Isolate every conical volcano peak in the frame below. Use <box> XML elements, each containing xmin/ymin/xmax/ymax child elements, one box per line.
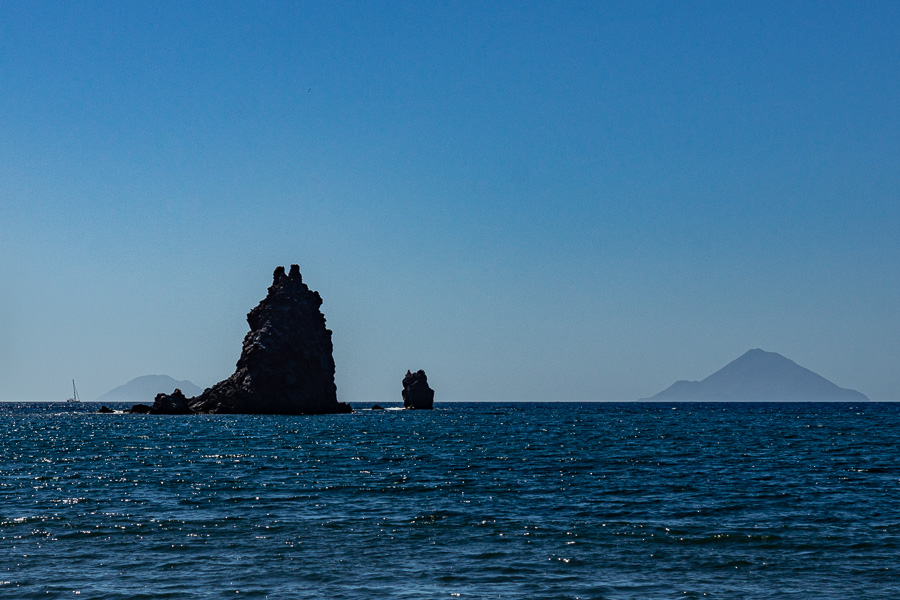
<box><xmin>643</xmin><ymin>349</ymin><xmax>868</xmax><ymax>402</ymax></box>
<box><xmin>732</xmin><ymin>349</ymin><xmax>793</xmax><ymax>365</ymax></box>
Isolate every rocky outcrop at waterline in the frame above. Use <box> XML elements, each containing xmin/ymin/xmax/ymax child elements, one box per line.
<box><xmin>98</xmin><ymin>375</ymin><xmax>202</xmax><ymax>403</ymax></box>
<box><xmin>148</xmin><ymin>388</ymin><xmax>192</xmax><ymax>414</ymax></box>
<box><xmin>402</xmin><ymin>370</ymin><xmax>434</xmax><ymax>409</ymax></box>
<box><xmin>133</xmin><ymin>265</ymin><xmax>351</xmax><ymax>415</ymax></box>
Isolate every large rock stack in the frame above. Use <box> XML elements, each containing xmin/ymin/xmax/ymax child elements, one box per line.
<box><xmin>402</xmin><ymin>369</ymin><xmax>435</xmax><ymax>409</ymax></box>
<box><xmin>145</xmin><ymin>265</ymin><xmax>351</xmax><ymax>415</ymax></box>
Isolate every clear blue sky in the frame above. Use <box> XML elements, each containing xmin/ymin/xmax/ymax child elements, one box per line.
<box><xmin>1</xmin><ymin>1</ymin><xmax>898</xmax><ymax>402</ymax></box>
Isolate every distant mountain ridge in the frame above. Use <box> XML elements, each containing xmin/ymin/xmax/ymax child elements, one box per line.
<box><xmin>97</xmin><ymin>375</ymin><xmax>203</xmax><ymax>403</ymax></box>
<box><xmin>643</xmin><ymin>349</ymin><xmax>868</xmax><ymax>402</ymax></box>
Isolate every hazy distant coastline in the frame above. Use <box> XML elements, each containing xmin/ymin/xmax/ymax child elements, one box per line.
<box><xmin>97</xmin><ymin>375</ymin><xmax>202</xmax><ymax>403</ymax></box>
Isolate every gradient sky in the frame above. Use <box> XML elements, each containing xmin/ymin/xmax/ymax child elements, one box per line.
<box><xmin>1</xmin><ymin>1</ymin><xmax>898</xmax><ymax>402</ymax></box>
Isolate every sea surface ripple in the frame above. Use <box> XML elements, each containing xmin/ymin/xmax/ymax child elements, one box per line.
<box><xmin>1</xmin><ymin>402</ymin><xmax>899</xmax><ymax>599</ymax></box>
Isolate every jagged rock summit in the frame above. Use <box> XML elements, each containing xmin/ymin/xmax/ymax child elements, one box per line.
<box><xmin>144</xmin><ymin>265</ymin><xmax>351</xmax><ymax>415</ymax></box>
<box><xmin>402</xmin><ymin>369</ymin><xmax>434</xmax><ymax>409</ymax></box>
<box><xmin>643</xmin><ymin>348</ymin><xmax>869</xmax><ymax>402</ymax></box>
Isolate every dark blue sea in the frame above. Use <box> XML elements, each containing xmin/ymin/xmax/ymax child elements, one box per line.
<box><xmin>2</xmin><ymin>402</ymin><xmax>898</xmax><ymax>599</ymax></box>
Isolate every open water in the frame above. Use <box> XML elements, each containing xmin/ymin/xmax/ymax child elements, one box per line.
<box><xmin>1</xmin><ymin>402</ymin><xmax>898</xmax><ymax>599</ymax></box>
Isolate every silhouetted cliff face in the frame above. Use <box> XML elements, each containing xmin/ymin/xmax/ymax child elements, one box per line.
<box><xmin>153</xmin><ymin>265</ymin><xmax>351</xmax><ymax>415</ymax></box>
<box><xmin>402</xmin><ymin>370</ymin><xmax>434</xmax><ymax>409</ymax></box>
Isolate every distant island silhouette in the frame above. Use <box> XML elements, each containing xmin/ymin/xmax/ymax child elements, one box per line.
<box><xmin>98</xmin><ymin>375</ymin><xmax>202</xmax><ymax>403</ymax></box>
<box><xmin>642</xmin><ymin>349</ymin><xmax>869</xmax><ymax>402</ymax></box>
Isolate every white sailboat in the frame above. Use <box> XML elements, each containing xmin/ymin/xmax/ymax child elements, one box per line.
<box><xmin>66</xmin><ymin>380</ymin><xmax>81</xmax><ymax>403</ymax></box>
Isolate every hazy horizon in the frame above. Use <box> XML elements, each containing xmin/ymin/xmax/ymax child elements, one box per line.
<box><xmin>2</xmin><ymin>2</ymin><xmax>898</xmax><ymax>402</ymax></box>
<box><xmin>3</xmin><ymin>346</ymin><xmax>883</xmax><ymax>404</ymax></box>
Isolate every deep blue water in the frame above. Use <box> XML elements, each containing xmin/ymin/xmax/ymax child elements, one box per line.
<box><xmin>1</xmin><ymin>402</ymin><xmax>899</xmax><ymax>599</ymax></box>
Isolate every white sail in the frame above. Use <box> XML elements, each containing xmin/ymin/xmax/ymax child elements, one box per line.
<box><xmin>66</xmin><ymin>380</ymin><xmax>81</xmax><ymax>403</ymax></box>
